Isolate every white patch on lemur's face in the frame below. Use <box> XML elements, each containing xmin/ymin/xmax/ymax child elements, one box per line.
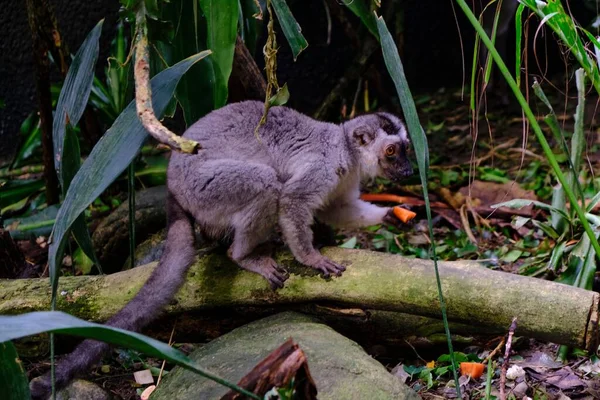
<box><xmin>349</xmin><ymin>112</ymin><xmax>412</xmax><ymax>182</ymax></box>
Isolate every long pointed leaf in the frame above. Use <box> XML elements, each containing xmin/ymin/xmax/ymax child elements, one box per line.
<box><xmin>48</xmin><ymin>51</ymin><xmax>211</xmax><ymax>302</ymax></box>
<box><xmin>53</xmin><ymin>20</ymin><xmax>103</xmax><ymax>180</ymax></box>
<box><xmin>0</xmin><ymin>312</ymin><xmax>259</xmax><ymax>399</ymax></box>
<box><xmin>199</xmin><ymin>0</ymin><xmax>239</xmax><ymax>108</ymax></box>
<box><xmin>375</xmin><ymin>13</ymin><xmax>461</xmax><ymax>397</ymax></box>
<box><xmin>53</xmin><ymin>21</ymin><xmax>104</xmax><ymax>272</ymax></box>
<box><xmin>271</xmin><ymin>0</ymin><xmax>308</xmax><ymax>60</ymax></box>
<box><xmin>0</xmin><ymin>341</ymin><xmax>30</xmax><ymax>400</ymax></box>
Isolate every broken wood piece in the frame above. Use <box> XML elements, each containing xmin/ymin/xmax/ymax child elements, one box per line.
<box><xmin>221</xmin><ymin>338</ymin><xmax>317</xmax><ymax>399</ymax></box>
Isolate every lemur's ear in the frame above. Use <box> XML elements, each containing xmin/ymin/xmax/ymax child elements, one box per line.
<box><xmin>353</xmin><ymin>126</ymin><xmax>376</xmax><ymax>146</ymax></box>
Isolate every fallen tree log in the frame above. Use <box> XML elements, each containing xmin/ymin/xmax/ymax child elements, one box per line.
<box><xmin>0</xmin><ymin>248</ymin><xmax>597</xmax><ymax>350</ymax></box>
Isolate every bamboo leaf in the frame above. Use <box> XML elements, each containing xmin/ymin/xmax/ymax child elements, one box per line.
<box><xmin>48</xmin><ymin>51</ymin><xmax>211</xmax><ymax>302</ymax></box>
<box><xmin>53</xmin><ymin>20</ymin><xmax>103</xmax><ymax>183</ymax></box>
<box><xmin>271</xmin><ymin>0</ymin><xmax>308</xmax><ymax>60</ymax></box>
<box><xmin>53</xmin><ymin>21</ymin><xmax>104</xmax><ymax>271</ymax></box>
<box><xmin>0</xmin><ymin>341</ymin><xmax>30</xmax><ymax>400</ymax></box>
<box><xmin>0</xmin><ymin>312</ymin><xmax>260</xmax><ymax>399</ymax></box>
<box><xmin>199</xmin><ymin>0</ymin><xmax>239</xmax><ymax>108</ymax></box>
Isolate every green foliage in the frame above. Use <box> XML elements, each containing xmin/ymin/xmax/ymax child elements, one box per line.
<box><xmin>455</xmin><ymin>0</ymin><xmax>600</xmax><ymax>280</ymax></box>
<box><xmin>47</xmin><ymin>52</ymin><xmax>210</xmax><ymax>303</ymax></box>
<box><xmin>199</xmin><ymin>0</ymin><xmax>239</xmax><ymax>107</ymax></box>
<box><xmin>0</xmin><ymin>312</ymin><xmax>260</xmax><ymax>399</ymax></box>
<box><xmin>53</xmin><ymin>20</ymin><xmax>104</xmax><ymax>274</ymax></box>
<box><xmin>0</xmin><ymin>342</ymin><xmax>31</xmax><ymax>400</ymax></box>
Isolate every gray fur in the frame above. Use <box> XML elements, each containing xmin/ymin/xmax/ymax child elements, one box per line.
<box><xmin>30</xmin><ymin>101</ymin><xmax>412</xmax><ymax>399</ymax></box>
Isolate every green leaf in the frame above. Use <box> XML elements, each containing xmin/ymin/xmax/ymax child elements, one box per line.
<box><xmin>199</xmin><ymin>0</ymin><xmax>239</xmax><ymax>108</ymax></box>
<box><xmin>515</xmin><ymin>3</ymin><xmax>525</xmax><ymax>88</ymax></box>
<box><xmin>0</xmin><ymin>180</ymin><xmax>44</xmax><ymax>210</ymax></box>
<box><xmin>271</xmin><ymin>0</ymin><xmax>308</xmax><ymax>61</ymax></box>
<box><xmin>0</xmin><ymin>312</ymin><xmax>260</xmax><ymax>399</ymax></box>
<box><xmin>239</xmin><ymin>0</ymin><xmax>263</xmax><ymax>54</ymax></box>
<box><xmin>53</xmin><ymin>21</ymin><xmax>104</xmax><ymax>275</ymax></box>
<box><xmin>4</xmin><ymin>204</ymin><xmax>58</xmax><ymax>240</ymax></box>
<box><xmin>268</xmin><ymin>83</ymin><xmax>290</xmax><ymax>106</ymax></box>
<box><xmin>343</xmin><ymin>0</ymin><xmax>379</xmax><ymax>39</ymax></box>
<box><xmin>547</xmin><ymin>241</ymin><xmax>566</xmax><ymax>272</ymax></box>
<box><xmin>587</xmin><ymin>191</ymin><xmax>600</xmax><ymax>213</ymax></box>
<box><xmin>47</xmin><ymin>51</ymin><xmax>211</xmax><ymax>302</ymax></box>
<box><xmin>160</xmin><ymin>0</ymin><xmax>215</xmax><ymax>125</ymax></box>
<box><xmin>376</xmin><ymin>13</ymin><xmax>461</xmax><ymax>398</ymax></box>
<box><xmin>491</xmin><ymin>199</ymin><xmax>569</xmax><ymax>220</ymax></box>
<box><xmin>501</xmin><ymin>249</ymin><xmax>523</xmax><ymax>263</ymax></box>
<box><xmin>11</xmin><ymin>113</ymin><xmax>41</xmax><ymax>169</ymax></box>
<box><xmin>53</xmin><ymin>20</ymin><xmax>103</xmax><ymax>184</ymax></box>
<box><xmin>339</xmin><ymin>236</ymin><xmax>357</xmax><ymax>249</ymax></box>
<box><xmin>531</xmin><ymin>220</ymin><xmax>559</xmax><ymax>240</ymax></box>
<box><xmin>0</xmin><ymin>342</ymin><xmax>30</xmax><ymax>400</ymax></box>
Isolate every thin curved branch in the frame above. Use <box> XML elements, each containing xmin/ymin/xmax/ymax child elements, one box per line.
<box><xmin>134</xmin><ymin>10</ymin><xmax>201</xmax><ymax>154</ymax></box>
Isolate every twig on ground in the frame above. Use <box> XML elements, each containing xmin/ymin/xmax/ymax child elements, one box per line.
<box><xmin>499</xmin><ymin>317</ymin><xmax>518</xmax><ymax>400</ymax></box>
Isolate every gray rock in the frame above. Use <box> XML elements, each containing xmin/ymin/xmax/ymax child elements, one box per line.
<box><xmin>151</xmin><ymin>312</ymin><xmax>420</xmax><ymax>400</ymax></box>
<box><xmin>54</xmin><ymin>379</ymin><xmax>113</xmax><ymax>400</ymax></box>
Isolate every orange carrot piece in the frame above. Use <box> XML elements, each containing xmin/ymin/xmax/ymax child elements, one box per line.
<box><xmin>393</xmin><ymin>206</ymin><xmax>416</xmax><ymax>223</ymax></box>
<box><xmin>360</xmin><ymin>193</ymin><xmax>411</xmax><ymax>203</ymax></box>
<box><xmin>460</xmin><ymin>362</ymin><xmax>484</xmax><ymax>379</ymax></box>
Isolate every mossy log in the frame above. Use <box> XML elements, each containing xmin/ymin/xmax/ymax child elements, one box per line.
<box><xmin>0</xmin><ymin>248</ymin><xmax>597</xmax><ymax>350</ymax></box>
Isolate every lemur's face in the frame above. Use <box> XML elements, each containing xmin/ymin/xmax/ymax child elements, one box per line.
<box><xmin>349</xmin><ymin>112</ymin><xmax>413</xmax><ymax>182</ymax></box>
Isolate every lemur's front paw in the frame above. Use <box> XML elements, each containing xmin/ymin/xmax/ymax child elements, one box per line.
<box><xmin>309</xmin><ymin>256</ymin><xmax>346</xmax><ymax>278</ymax></box>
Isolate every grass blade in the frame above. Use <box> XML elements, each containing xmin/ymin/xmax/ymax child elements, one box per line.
<box><xmin>271</xmin><ymin>0</ymin><xmax>308</xmax><ymax>60</ymax></box>
<box><xmin>375</xmin><ymin>13</ymin><xmax>461</xmax><ymax>398</ymax></box>
<box><xmin>0</xmin><ymin>312</ymin><xmax>260</xmax><ymax>399</ymax></box>
<box><xmin>47</xmin><ymin>51</ymin><xmax>211</xmax><ymax>303</ymax></box>
<box><xmin>0</xmin><ymin>341</ymin><xmax>31</xmax><ymax>400</ymax></box>
<box><xmin>515</xmin><ymin>3</ymin><xmax>525</xmax><ymax>88</ymax></box>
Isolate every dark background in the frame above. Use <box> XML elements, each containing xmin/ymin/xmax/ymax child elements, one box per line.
<box><xmin>0</xmin><ymin>0</ymin><xmax>593</xmax><ymax>164</ymax></box>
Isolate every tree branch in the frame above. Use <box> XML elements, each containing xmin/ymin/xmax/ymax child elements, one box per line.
<box><xmin>134</xmin><ymin>10</ymin><xmax>200</xmax><ymax>154</ymax></box>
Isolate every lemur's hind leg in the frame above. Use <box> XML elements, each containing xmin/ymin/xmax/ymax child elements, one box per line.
<box><xmin>180</xmin><ymin>159</ymin><xmax>288</xmax><ymax>288</ymax></box>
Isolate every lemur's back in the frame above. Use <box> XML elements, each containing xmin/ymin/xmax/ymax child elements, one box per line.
<box><xmin>173</xmin><ymin>101</ymin><xmax>344</xmax><ymax>169</ymax></box>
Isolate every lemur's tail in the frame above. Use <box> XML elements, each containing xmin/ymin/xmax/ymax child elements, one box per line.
<box><xmin>30</xmin><ymin>194</ymin><xmax>196</xmax><ymax>399</ymax></box>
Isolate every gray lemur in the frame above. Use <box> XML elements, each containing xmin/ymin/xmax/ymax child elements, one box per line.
<box><xmin>30</xmin><ymin>100</ymin><xmax>412</xmax><ymax>398</ymax></box>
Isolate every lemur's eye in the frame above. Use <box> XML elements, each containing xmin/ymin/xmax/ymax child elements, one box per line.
<box><xmin>385</xmin><ymin>145</ymin><xmax>396</xmax><ymax>157</ymax></box>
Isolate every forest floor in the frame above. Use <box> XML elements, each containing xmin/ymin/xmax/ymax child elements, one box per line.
<box><xmin>17</xmin><ymin>85</ymin><xmax>600</xmax><ymax>399</ymax></box>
